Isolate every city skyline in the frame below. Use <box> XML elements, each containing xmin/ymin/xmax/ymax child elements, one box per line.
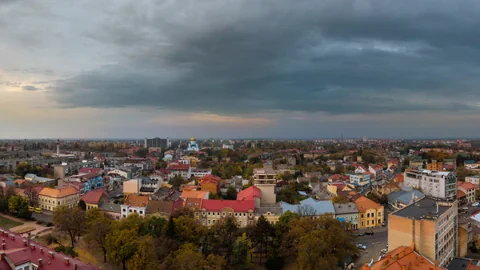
<box><xmin>2</xmin><ymin>0</ymin><xmax>480</xmax><ymax>139</ymax></box>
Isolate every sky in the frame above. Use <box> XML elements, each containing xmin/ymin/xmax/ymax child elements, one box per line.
<box><xmin>1</xmin><ymin>0</ymin><xmax>480</xmax><ymax>139</ymax></box>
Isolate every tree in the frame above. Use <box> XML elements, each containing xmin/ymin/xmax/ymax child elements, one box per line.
<box><xmin>252</xmin><ymin>215</ymin><xmax>274</xmax><ymax>262</ymax></box>
<box><xmin>173</xmin><ymin>216</ymin><xmax>204</xmax><ymax>244</ymax></box>
<box><xmin>210</xmin><ymin>216</ymin><xmax>238</xmax><ymax>261</ymax></box>
<box><xmin>52</xmin><ymin>206</ymin><xmax>86</xmax><ymax>248</ymax></box>
<box><xmin>84</xmin><ymin>209</ymin><xmax>112</xmax><ymax>263</ymax></box>
<box><xmin>78</xmin><ymin>200</ymin><xmax>86</xmax><ymax>210</ymax></box>
<box><xmin>127</xmin><ymin>236</ymin><xmax>158</xmax><ymax>270</ymax></box>
<box><xmin>169</xmin><ymin>175</ymin><xmax>185</xmax><ymax>189</ymax></box>
<box><xmin>139</xmin><ymin>215</ymin><xmax>167</xmax><ymax>238</ymax></box>
<box><xmin>224</xmin><ymin>186</ymin><xmax>238</xmax><ymax>200</ymax></box>
<box><xmin>8</xmin><ymin>195</ymin><xmax>28</xmax><ymax>214</ymax></box>
<box><xmin>231</xmin><ymin>233</ymin><xmax>253</xmax><ymax>270</ymax></box>
<box><xmin>106</xmin><ymin>228</ymin><xmax>138</xmax><ymax>270</ymax></box>
<box><xmin>135</xmin><ymin>148</ymin><xmax>149</xmax><ymax>158</ymax></box>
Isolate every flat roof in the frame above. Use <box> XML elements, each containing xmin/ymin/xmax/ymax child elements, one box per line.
<box><xmin>392</xmin><ymin>197</ymin><xmax>451</xmax><ymax>220</ymax></box>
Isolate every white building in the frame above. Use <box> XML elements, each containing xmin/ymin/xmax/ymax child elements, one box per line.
<box><xmin>120</xmin><ymin>194</ymin><xmax>149</xmax><ymax>219</ymax></box>
<box><xmin>348</xmin><ymin>173</ymin><xmax>371</xmax><ymax>187</ymax></box>
<box><xmin>222</xmin><ymin>144</ymin><xmax>234</xmax><ymax>150</ymax></box>
<box><xmin>466</xmin><ymin>176</ymin><xmax>480</xmax><ymax>189</ymax></box>
<box><xmin>191</xmin><ymin>168</ymin><xmax>212</xmax><ymax>178</ymax></box>
<box><xmin>403</xmin><ymin>170</ymin><xmax>457</xmax><ymax>201</ymax></box>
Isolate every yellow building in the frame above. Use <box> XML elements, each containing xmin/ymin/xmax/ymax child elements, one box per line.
<box><xmin>81</xmin><ymin>189</ymin><xmax>107</xmax><ymax>210</ymax></box>
<box><xmin>38</xmin><ymin>187</ymin><xmax>80</xmax><ymax>211</ymax></box>
<box><xmin>194</xmin><ymin>199</ymin><xmax>255</xmax><ymax>228</ymax></box>
<box><xmin>254</xmin><ymin>207</ymin><xmax>282</xmax><ymax>225</ymax></box>
<box><xmin>354</xmin><ymin>195</ymin><xmax>384</xmax><ymax>229</ymax></box>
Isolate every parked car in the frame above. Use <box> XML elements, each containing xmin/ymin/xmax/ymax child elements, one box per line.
<box><xmin>381</xmin><ymin>248</ymin><xmax>388</xmax><ymax>254</ymax></box>
<box><xmin>353</xmin><ymin>232</ymin><xmax>364</xmax><ymax>237</ymax></box>
<box><xmin>473</xmin><ymin>202</ymin><xmax>479</xmax><ymax>207</ymax></box>
<box><xmin>357</xmin><ymin>244</ymin><xmax>367</xmax><ymax>250</ymax></box>
<box><xmin>365</xmin><ymin>231</ymin><xmax>375</xmax><ymax>235</ymax></box>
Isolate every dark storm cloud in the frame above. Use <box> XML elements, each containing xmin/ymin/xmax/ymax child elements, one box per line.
<box><xmin>21</xmin><ymin>85</ymin><xmax>41</xmax><ymax>91</ymax></box>
<box><xmin>50</xmin><ymin>0</ymin><xmax>480</xmax><ymax>115</ymax></box>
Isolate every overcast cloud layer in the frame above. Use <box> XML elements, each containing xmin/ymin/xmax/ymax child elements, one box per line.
<box><xmin>1</xmin><ymin>0</ymin><xmax>480</xmax><ymax>138</ymax></box>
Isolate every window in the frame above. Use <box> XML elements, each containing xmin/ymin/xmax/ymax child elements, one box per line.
<box><xmin>139</xmin><ymin>211</ymin><xmax>143</xmax><ymax>214</ymax></box>
<box><xmin>366</xmin><ymin>213</ymin><xmax>370</xmax><ymax>218</ymax></box>
<box><xmin>361</xmin><ymin>214</ymin><xmax>364</xmax><ymax>218</ymax></box>
<box><xmin>222</xmin><ymin>212</ymin><xmax>226</xmax><ymax>217</ymax></box>
<box><xmin>24</xmin><ymin>266</ymin><xmax>30</xmax><ymax>270</ymax></box>
<box><xmin>208</xmin><ymin>220</ymin><xmax>211</xmax><ymax>225</ymax></box>
<box><xmin>58</xmin><ymin>201</ymin><xmax>60</xmax><ymax>205</ymax></box>
<box><xmin>361</xmin><ymin>221</ymin><xmax>364</xmax><ymax>226</ymax></box>
<box><xmin>195</xmin><ymin>212</ymin><xmax>199</xmax><ymax>217</ymax></box>
<box><xmin>378</xmin><ymin>212</ymin><xmax>381</xmax><ymax>216</ymax></box>
<box><xmin>367</xmin><ymin>220</ymin><xmax>369</xmax><ymax>225</ymax></box>
<box><xmin>129</xmin><ymin>209</ymin><xmax>132</xmax><ymax>213</ymax></box>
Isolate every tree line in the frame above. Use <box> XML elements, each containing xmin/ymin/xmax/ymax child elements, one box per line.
<box><xmin>52</xmin><ymin>206</ymin><xmax>357</xmax><ymax>270</ymax></box>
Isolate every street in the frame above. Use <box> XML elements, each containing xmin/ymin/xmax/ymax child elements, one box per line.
<box><xmin>355</xmin><ymin>230</ymin><xmax>388</xmax><ymax>267</ymax></box>
<box><xmin>32</xmin><ymin>212</ymin><xmax>53</xmax><ymax>224</ymax></box>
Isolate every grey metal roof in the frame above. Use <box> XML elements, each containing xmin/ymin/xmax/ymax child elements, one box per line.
<box><xmin>387</xmin><ymin>189</ymin><xmax>425</xmax><ymax>205</ymax></box>
<box><xmin>333</xmin><ymin>203</ymin><xmax>358</xmax><ymax>215</ymax></box>
<box><xmin>392</xmin><ymin>197</ymin><xmax>451</xmax><ymax>220</ymax></box>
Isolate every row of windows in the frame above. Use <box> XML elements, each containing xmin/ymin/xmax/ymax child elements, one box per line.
<box><xmin>194</xmin><ymin>211</ymin><xmax>253</xmax><ymax>218</ymax></box>
<box><xmin>360</xmin><ymin>212</ymin><xmax>382</xmax><ymax>218</ymax></box>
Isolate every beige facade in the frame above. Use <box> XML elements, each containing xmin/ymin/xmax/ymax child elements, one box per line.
<box><xmin>123</xmin><ymin>179</ymin><xmax>140</xmax><ymax>194</ymax></box>
<box><xmin>253</xmin><ymin>167</ymin><xmax>277</xmax><ymax>205</ymax></box>
<box><xmin>38</xmin><ymin>187</ymin><xmax>80</xmax><ymax>211</ymax></box>
<box><xmin>388</xmin><ymin>198</ymin><xmax>458</xmax><ymax>267</ymax></box>
<box><xmin>194</xmin><ymin>208</ymin><xmax>255</xmax><ymax>228</ymax></box>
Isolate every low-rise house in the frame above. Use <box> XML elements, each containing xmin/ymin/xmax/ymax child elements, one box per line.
<box><xmin>354</xmin><ymin>165</ymin><xmax>368</xmax><ymax>174</ymax></box>
<box><xmin>191</xmin><ymin>168</ymin><xmax>212</xmax><ymax>178</ymax></box>
<box><xmin>121</xmin><ymin>194</ymin><xmax>149</xmax><ymax>218</ymax></box>
<box><xmin>369</xmin><ymin>164</ymin><xmax>384</xmax><ymax>178</ymax></box>
<box><xmin>355</xmin><ymin>195</ymin><xmax>384</xmax><ymax>229</ymax></box>
<box><xmin>99</xmin><ymin>201</ymin><xmax>121</xmax><ymax>220</ymax></box>
<box><xmin>199</xmin><ymin>174</ymin><xmax>222</xmax><ymax>194</ymax></box>
<box><xmin>67</xmin><ymin>171</ymin><xmax>104</xmax><ymax>195</ymax></box>
<box><xmin>375</xmin><ymin>182</ymin><xmax>400</xmax><ymax>195</ymax></box>
<box><xmin>107</xmin><ymin>168</ymin><xmax>133</xmax><ymax>179</ymax></box>
<box><xmin>349</xmin><ymin>173</ymin><xmax>371</xmax><ymax>187</ymax></box>
<box><xmin>81</xmin><ymin>188</ymin><xmax>108</xmax><ymax>210</ymax></box>
<box><xmin>0</xmin><ymin>229</ymin><xmax>98</xmax><ymax>270</ymax></box>
<box><xmin>24</xmin><ymin>173</ymin><xmax>55</xmax><ymax>186</ymax></box>
<box><xmin>194</xmin><ymin>199</ymin><xmax>255</xmax><ymax>227</ymax></box>
<box><xmin>304</xmin><ymin>171</ymin><xmax>322</xmax><ymax>180</ymax></box>
<box><xmin>255</xmin><ymin>206</ymin><xmax>282</xmax><ymax>225</ymax></box>
<box><xmin>459</xmin><ymin>181</ymin><xmax>476</xmax><ymax>204</ymax></box>
<box><xmin>387</xmin><ymin>189</ymin><xmax>425</xmax><ymax>210</ymax></box>
<box><xmin>123</xmin><ymin>158</ymin><xmax>152</xmax><ymax>170</ymax></box>
<box><xmin>184</xmin><ymin>197</ymin><xmax>203</xmax><ymax>210</ymax></box>
<box><xmin>167</xmin><ymin>163</ymin><xmax>191</xmax><ymax>179</ymax></box>
<box><xmin>333</xmin><ymin>203</ymin><xmax>359</xmax><ymax>230</ymax></box>
<box><xmin>38</xmin><ymin>187</ymin><xmax>80</xmax><ymax>211</ymax></box>
<box><xmin>146</xmin><ymin>200</ymin><xmax>174</xmax><ymax>218</ymax></box>
<box><xmin>328</xmin><ymin>174</ymin><xmax>349</xmax><ymax>183</ymax></box>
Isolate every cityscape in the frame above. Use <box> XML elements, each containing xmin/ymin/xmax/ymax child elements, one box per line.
<box><xmin>2</xmin><ymin>0</ymin><xmax>480</xmax><ymax>270</ymax></box>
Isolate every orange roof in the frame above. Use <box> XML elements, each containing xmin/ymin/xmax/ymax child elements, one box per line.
<box><xmin>185</xmin><ymin>197</ymin><xmax>203</xmax><ymax>210</ymax></box>
<box><xmin>124</xmin><ymin>194</ymin><xmax>149</xmax><ymax>207</ymax></box>
<box><xmin>14</xmin><ymin>179</ymin><xmax>27</xmax><ymax>185</ymax></box>
<box><xmin>354</xmin><ymin>195</ymin><xmax>383</xmax><ymax>212</ymax></box>
<box><xmin>14</xmin><ymin>188</ymin><xmax>25</xmax><ymax>197</ymax></box>
<box><xmin>395</xmin><ymin>174</ymin><xmax>404</xmax><ymax>183</ymax></box>
<box><xmin>457</xmin><ymin>190</ymin><xmax>467</xmax><ymax>199</ymax></box>
<box><xmin>181</xmin><ymin>190</ymin><xmax>208</xmax><ymax>199</ymax></box>
<box><xmin>199</xmin><ymin>174</ymin><xmax>222</xmax><ymax>185</ymax></box>
<box><xmin>39</xmin><ymin>187</ymin><xmax>78</xmax><ymax>198</ymax></box>
<box><xmin>460</xmin><ymin>181</ymin><xmax>476</xmax><ymax>190</ymax></box>
<box><xmin>365</xmin><ymin>245</ymin><xmax>444</xmax><ymax>270</ymax></box>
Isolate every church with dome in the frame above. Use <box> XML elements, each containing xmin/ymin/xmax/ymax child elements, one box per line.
<box><xmin>187</xmin><ymin>137</ymin><xmax>200</xmax><ymax>152</ymax></box>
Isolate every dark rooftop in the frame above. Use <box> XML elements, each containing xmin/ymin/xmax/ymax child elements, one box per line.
<box><xmin>392</xmin><ymin>197</ymin><xmax>451</xmax><ymax>220</ymax></box>
<box><xmin>446</xmin><ymin>258</ymin><xmax>480</xmax><ymax>270</ymax></box>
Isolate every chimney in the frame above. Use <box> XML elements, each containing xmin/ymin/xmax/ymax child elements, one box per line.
<box><xmin>64</xmin><ymin>257</ymin><xmax>70</xmax><ymax>265</ymax></box>
<box><xmin>48</xmin><ymin>251</ymin><xmax>54</xmax><ymax>258</ymax></box>
<box><xmin>38</xmin><ymin>258</ymin><xmax>43</xmax><ymax>266</ymax></box>
<box><xmin>436</xmin><ymin>202</ymin><xmax>439</xmax><ymax>214</ymax></box>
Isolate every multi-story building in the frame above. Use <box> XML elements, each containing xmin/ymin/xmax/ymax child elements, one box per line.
<box><xmin>404</xmin><ymin>170</ymin><xmax>457</xmax><ymax>201</ymax></box>
<box><xmin>466</xmin><ymin>176</ymin><xmax>480</xmax><ymax>189</ymax></box>
<box><xmin>388</xmin><ymin>197</ymin><xmax>458</xmax><ymax>267</ymax></box>
<box><xmin>458</xmin><ymin>181</ymin><xmax>476</xmax><ymax>204</ymax></box>
<box><xmin>81</xmin><ymin>188</ymin><xmax>108</xmax><ymax>210</ymax></box>
<box><xmin>349</xmin><ymin>173</ymin><xmax>371</xmax><ymax>187</ymax></box>
<box><xmin>355</xmin><ymin>195</ymin><xmax>384</xmax><ymax>229</ymax></box>
<box><xmin>144</xmin><ymin>137</ymin><xmax>168</xmax><ymax>149</ymax></box>
<box><xmin>123</xmin><ymin>158</ymin><xmax>153</xmax><ymax>170</ymax></box>
<box><xmin>333</xmin><ymin>203</ymin><xmax>359</xmax><ymax>230</ymax></box>
<box><xmin>120</xmin><ymin>194</ymin><xmax>149</xmax><ymax>219</ymax></box>
<box><xmin>253</xmin><ymin>166</ymin><xmax>277</xmax><ymax>206</ymax></box>
<box><xmin>38</xmin><ymin>187</ymin><xmax>80</xmax><ymax>211</ymax></box>
<box><xmin>194</xmin><ymin>199</ymin><xmax>255</xmax><ymax>227</ymax></box>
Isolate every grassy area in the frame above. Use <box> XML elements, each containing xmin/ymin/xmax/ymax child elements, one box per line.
<box><xmin>0</xmin><ymin>215</ymin><xmax>23</xmax><ymax>229</ymax></box>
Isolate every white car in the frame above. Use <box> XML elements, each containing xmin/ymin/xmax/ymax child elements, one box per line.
<box><xmin>473</xmin><ymin>202</ymin><xmax>479</xmax><ymax>207</ymax></box>
<box><xmin>357</xmin><ymin>244</ymin><xmax>367</xmax><ymax>250</ymax></box>
<box><xmin>381</xmin><ymin>248</ymin><xmax>388</xmax><ymax>254</ymax></box>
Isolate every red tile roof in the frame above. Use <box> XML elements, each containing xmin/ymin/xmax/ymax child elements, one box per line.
<box><xmin>237</xmin><ymin>186</ymin><xmax>262</xmax><ymax>200</ymax></box>
<box><xmin>81</xmin><ymin>189</ymin><xmax>107</xmax><ymax>205</ymax></box>
<box><xmin>199</xmin><ymin>174</ymin><xmax>222</xmax><ymax>185</ymax></box>
<box><xmin>78</xmin><ymin>168</ymin><xmax>102</xmax><ymax>175</ymax></box>
<box><xmin>460</xmin><ymin>182</ymin><xmax>476</xmax><ymax>190</ymax></box>
<box><xmin>457</xmin><ymin>190</ymin><xmax>467</xmax><ymax>199</ymax></box>
<box><xmin>168</xmin><ymin>164</ymin><xmax>190</xmax><ymax>171</ymax></box>
<box><xmin>395</xmin><ymin>173</ymin><xmax>404</xmax><ymax>183</ymax></box>
<box><xmin>0</xmin><ymin>228</ymin><xmax>97</xmax><ymax>269</ymax></box>
<box><xmin>201</xmin><ymin>199</ymin><xmax>255</xmax><ymax>212</ymax></box>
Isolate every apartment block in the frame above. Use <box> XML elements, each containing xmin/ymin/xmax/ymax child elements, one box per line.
<box><xmin>388</xmin><ymin>197</ymin><xmax>458</xmax><ymax>267</ymax></box>
<box><xmin>404</xmin><ymin>170</ymin><xmax>457</xmax><ymax>200</ymax></box>
<box><xmin>253</xmin><ymin>166</ymin><xmax>277</xmax><ymax>205</ymax></box>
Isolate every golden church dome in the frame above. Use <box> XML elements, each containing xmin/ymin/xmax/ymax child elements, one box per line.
<box><xmin>190</xmin><ymin>137</ymin><xmax>196</xmax><ymax>141</ymax></box>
